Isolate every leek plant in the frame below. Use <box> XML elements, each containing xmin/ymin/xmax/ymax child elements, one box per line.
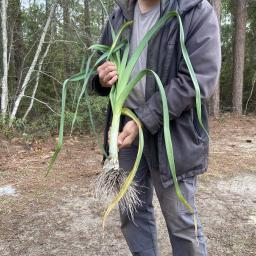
<box><xmin>47</xmin><ymin>9</ymin><xmax>207</xmax><ymax>232</ymax></box>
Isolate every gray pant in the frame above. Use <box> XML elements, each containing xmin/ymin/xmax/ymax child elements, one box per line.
<box><xmin>119</xmin><ymin>145</ymin><xmax>207</xmax><ymax>256</ymax></box>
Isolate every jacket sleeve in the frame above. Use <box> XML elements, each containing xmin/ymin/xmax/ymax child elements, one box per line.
<box><xmin>134</xmin><ymin>2</ymin><xmax>221</xmax><ymax>135</ymax></box>
<box><xmin>91</xmin><ymin>74</ymin><xmax>111</xmax><ymax>96</ymax></box>
<box><xmin>91</xmin><ymin>18</ymin><xmax>113</xmax><ymax>96</ymax></box>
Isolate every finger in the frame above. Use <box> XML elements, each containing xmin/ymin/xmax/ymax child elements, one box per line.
<box><xmin>106</xmin><ymin>75</ymin><xmax>118</xmax><ymax>86</ymax></box>
<box><xmin>119</xmin><ymin>135</ymin><xmax>133</xmax><ymax>149</ymax></box>
<box><xmin>104</xmin><ymin>70</ymin><xmax>118</xmax><ymax>82</ymax></box>
<box><xmin>101</xmin><ymin>61</ymin><xmax>116</xmax><ymax>71</ymax></box>
<box><xmin>97</xmin><ymin>61</ymin><xmax>114</xmax><ymax>73</ymax></box>
<box><xmin>118</xmin><ymin>131</ymin><xmax>129</xmax><ymax>146</ymax></box>
<box><xmin>100</xmin><ymin>66</ymin><xmax>117</xmax><ymax>80</ymax></box>
<box><xmin>103</xmin><ymin>70</ymin><xmax>117</xmax><ymax>83</ymax></box>
<box><xmin>100</xmin><ymin>61</ymin><xmax>113</xmax><ymax>69</ymax></box>
<box><xmin>105</xmin><ymin>61</ymin><xmax>117</xmax><ymax>68</ymax></box>
<box><xmin>104</xmin><ymin>65</ymin><xmax>117</xmax><ymax>75</ymax></box>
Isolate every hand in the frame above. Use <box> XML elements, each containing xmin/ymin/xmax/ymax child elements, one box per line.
<box><xmin>108</xmin><ymin>121</ymin><xmax>139</xmax><ymax>149</ymax></box>
<box><xmin>117</xmin><ymin>121</ymin><xmax>139</xmax><ymax>149</ymax></box>
<box><xmin>97</xmin><ymin>61</ymin><xmax>118</xmax><ymax>88</ymax></box>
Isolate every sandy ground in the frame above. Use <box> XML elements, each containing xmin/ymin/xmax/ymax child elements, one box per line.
<box><xmin>0</xmin><ymin>115</ymin><xmax>255</xmax><ymax>256</ymax></box>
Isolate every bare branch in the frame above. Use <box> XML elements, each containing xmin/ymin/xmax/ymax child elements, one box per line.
<box><xmin>23</xmin><ymin>95</ymin><xmax>59</xmax><ymax>115</ymax></box>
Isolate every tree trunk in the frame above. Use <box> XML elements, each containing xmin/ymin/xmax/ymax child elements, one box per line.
<box><xmin>9</xmin><ymin>3</ymin><xmax>57</xmax><ymax>126</ymax></box>
<box><xmin>232</xmin><ymin>0</ymin><xmax>247</xmax><ymax>115</ymax></box>
<box><xmin>101</xmin><ymin>8</ymin><xmax>105</xmax><ymax>30</ymax></box>
<box><xmin>62</xmin><ymin>0</ymin><xmax>70</xmax><ymax>77</ymax></box>
<box><xmin>84</xmin><ymin>0</ymin><xmax>91</xmax><ymax>47</ymax></box>
<box><xmin>1</xmin><ymin>0</ymin><xmax>9</xmax><ymax>121</ymax></box>
<box><xmin>208</xmin><ymin>0</ymin><xmax>221</xmax><ymax>117</ymax></box>
<box><xmin>10</xmin><ymin>0</ymin><xmax>25</xmax><ymax>99</ymax></box>
<box><xmin>22</xmin><ymin>7</ymin><xmax>56</xmax><ymax>121</ymax></box>
<box><xmin>22</xmin><ymin>41</ymin><xmax>52</xmax><ymax>121</ymax></box>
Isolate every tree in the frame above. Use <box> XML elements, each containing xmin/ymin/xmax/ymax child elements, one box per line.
<box><xmin>84</xmin><ymin>0</ymin><xmax>91</xmax><ymax>47</ymax></box>
<box><xmin>9</xmin><ymin>0</ymin><xmax>25</xmax><ymax>105</ymax></box>
<box><xmin>209</xmin><ymin>0</ymin><xmax>221</xmax><ymax>117</ymax></box>
<box><xmin>9</xmin><ymin>2</ymin><xmax>57</xmax><ymax>126</ymax></box>
<box><xmin>62</xmin><ymin>0</ymin><xmax>71</xmax><ymax>77</ymax></box>
<box><xmin>23</xmin><ymin>8</ymin><xmax>56</xmax><ymax>121</ymax></box>
<box><xmin>232</xmin><ymin>0</ymin><xmax>248</xmax><ymax>115</ymax></box>
<box><xmin>1</xmin><ymin>0</ymin><xmax>9</xmax><ymax>121</ymax></box>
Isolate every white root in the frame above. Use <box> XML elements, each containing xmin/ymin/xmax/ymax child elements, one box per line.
<box><xmin>95</xmin><ymin>158</ymin><xmax>142</xmax><ymax>220</ymax></box>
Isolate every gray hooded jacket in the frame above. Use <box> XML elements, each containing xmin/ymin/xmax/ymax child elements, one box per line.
<box><xmin>92</xmin><ymin>0</ymin><xmax>221</xmax><ymax>188</ymax></box>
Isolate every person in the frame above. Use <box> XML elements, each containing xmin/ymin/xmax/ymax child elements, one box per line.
<box><xmin>92</xmin><ymin>0</ymin><xmax>221</xmax><ymax>255</ymax></box>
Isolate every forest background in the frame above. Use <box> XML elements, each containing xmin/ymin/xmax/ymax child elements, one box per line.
<box><xmin>0</xmin><ymin>0</ymin><xmax>254</xmax><ymax>138</ymax></box>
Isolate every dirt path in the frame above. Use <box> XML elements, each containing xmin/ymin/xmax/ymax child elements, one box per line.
<box><xmin>0</xmin><ymin>115</ymin><xmax>256</xmax><ymax>256</ymax></box>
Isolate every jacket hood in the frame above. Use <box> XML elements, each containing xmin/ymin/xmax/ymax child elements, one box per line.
<box><xmin>115</xmin><ymin>0</ymin><xmax>203</xmax><ymax>20</ymax></box>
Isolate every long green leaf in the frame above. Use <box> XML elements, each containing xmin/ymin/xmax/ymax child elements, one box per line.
<box><xmin>72</xmin><ymin>83</ymin><xmax>80</xmax><ymax>110</ymax></box>
<box><xmin>148</xmin><ymin>69</ymin><xmax>193</xmax><ymax>211</ymax></box>
<box><xmin>71</xmin><ymin>53</ymin><xmax>95</xmax><ymax>133</ymax></box>
<box><xmin>176</xmin><ymin>14</ymin><xmax>207</xmax><ymax>135</ymax></box>
<box><xmin>150</xmin><ymin>69</ymin><xmax>199</xmax><ymax>238</ymax></box>
<box><xmin>46</xmin><ymin>78</ymin><xmax>70</xmax><ymax>175</ymax></box>
<box><xmin>118</xmin><ymin>42</ymin><xmax>130</xmax><ymax>78</ymax></box>
<box><xmin>107</xmin><ymin>20</ymin><xmax>133</xmax><ymax>60</ymax></box>
<box><xmin>93</xmin><ymin>40</ymin><xmax>127</xmax><ymax>69</ymax></box>
<box><xmin>70</xmin><ymin>72</ymin><xmax>92</xmax><ymax>134</ymax></box>
<box><xmin>89</xmin><ymin>44</ymin><xmax>110</xmax><ymax>53</ymax></box>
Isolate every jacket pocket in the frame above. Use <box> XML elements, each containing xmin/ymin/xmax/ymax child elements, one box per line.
<box><xmin>191</xmin><ymin>108</ymin><xmax>205</xmax><ymax>144</ymax></box>
<box><xmin>158</xmin><ymin>110</ymin><xmax>206</xmax><ymax>184</ymax></box>
<box><xmin>192</xmin><ymin>107</ymin><xmax>209</xmax><ymax>145</ymax></box>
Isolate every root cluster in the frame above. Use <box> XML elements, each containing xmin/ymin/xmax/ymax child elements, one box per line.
<box><xmin>95</xmin><ymin>158</ymin><xmax>142</xmax><ymax>220</ymax></box>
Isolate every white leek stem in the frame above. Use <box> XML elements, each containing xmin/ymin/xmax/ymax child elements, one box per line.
<box><xmin>108</xmin><ymin>111</ymin><xmax>121</xmax><ymax>163</ymax></box>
